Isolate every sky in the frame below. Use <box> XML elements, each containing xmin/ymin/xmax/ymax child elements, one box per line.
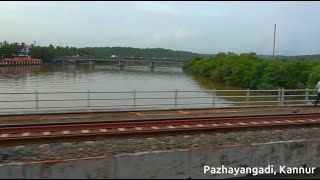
<box><xmin>0</xmin><ymin>1</ymin><xmax>319</xmax><ymax>56</ymax></box>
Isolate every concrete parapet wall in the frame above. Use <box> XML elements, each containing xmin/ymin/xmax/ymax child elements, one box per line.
<box><xmin>190</xmin><ymin>145</ymin><xmax>251</xmax><ymax>179</ymax></box>
<box><xmin>0</xmin><ymin>156</ymin><xmax>114</xmax><ymax>179</ymax></box>
<box><xmin>115</xmin><ymin>150</ymin><xmax>189</xmax><ymax>179</ymax></box>
<box><xmin>1</xmin><ymin>139</ymin><xmax>320</xmax><ymax>179</ymax></box>
<box><xmin>252</xmin><ymin>140</ymin><xmax>306</xmax><ymax>172</ymax></box>
<box><xmin>306</xmin><ymin>139</ymin><xmax>320</xmax><ymax>168</ymax></box>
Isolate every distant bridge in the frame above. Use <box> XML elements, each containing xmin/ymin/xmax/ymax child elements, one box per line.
<box><xmin>52</xmin><ymin>56</ymin><xmax>187</xmax><ymax>70</ymax></box>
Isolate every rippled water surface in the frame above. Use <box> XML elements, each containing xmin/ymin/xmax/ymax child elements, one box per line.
<box><xmin>0</xmin><ymin>64</ymin><xmax>235</xmax><ymax>112</ymax></box>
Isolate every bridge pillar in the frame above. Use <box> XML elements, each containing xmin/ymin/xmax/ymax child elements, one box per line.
<box><xmin>149</xmin><ymin>62</ymin><xmax>155</xmax><ymax>71</ymax></box>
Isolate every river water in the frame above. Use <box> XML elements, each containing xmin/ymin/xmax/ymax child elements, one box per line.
<box><xmin>0</xmin><ymin>64</ymin><xmax>305</xmax><ymax>113</ymax></box>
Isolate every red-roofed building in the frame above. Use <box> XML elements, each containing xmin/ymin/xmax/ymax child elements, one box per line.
<box><xmin>2</xmin><ymin>49</ymin><xmax>42</xmax><ymax>65</ymax></box>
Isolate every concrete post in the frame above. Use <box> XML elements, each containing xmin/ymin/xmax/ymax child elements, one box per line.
<box><xmin>35</xmin><ymin>90</ymin><xmax>39</xmax><ymax>111</ymax></box>
<box><xmin>87</xmin><ymin>90</ymin><xmax>90</xmax><ymax>110</ymax></box>
<box><xmin>133</xmin><ymin>89</ymin><xmax>136</xmax><ymax>107</ymax></box>
<box><xmin>212</xmin><ymin>89</ymin><xmax>216</xmax><ymax>107</ymax></box>
<box><xmin>281</xmin><ymin>88</ymin><xmax>285</xmax><ymax>106</ymax></box>
<box><xmin>246</xmin><ymin>89</ymin><xmax>250</xmax><ymax>105</ymax></box>
<box><xmin>119</xmin><ymin>61</ymin><xmax>124</xmax><ymax>70</ymax></box>
<box><xmin>150</xmin><ymin>62</ymin><xmax>154</xmax><ymax>71</ymax></box>
<box><xmin>305</xmin><ymin>88</ymin><xmax>309</xmax><ymax>104</ymax></box>
<box><xmin>174</xmin><ymin>89</ymin><xmax>178</xmax><ymax>107</ymax></box>
<box><xmin>278</xmin><ymin>89</ymin><xmax>281</xmax><ymax>106</ymax></box>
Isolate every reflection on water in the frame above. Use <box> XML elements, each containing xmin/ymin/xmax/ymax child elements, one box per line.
<box><xmin>184</xmin><ymin>70</ymin><xmax>240</xmax><ymax>90</ymax></box>
<box><xmin>0</xmin><ymin>64</ymin><xmax>309</xmax><ymax>113</ymax></box>
<box><xmin>0</xmin><ymin>64</ymin><xmax>233</xmax><ymax>112</ymax></box>
<box><xmin>183</xmin><ymin>70</ymin><xmax>310</xmax><ymax>105</ymax></box>
<box><xmin>0</xmin><ymin>65</ymin><xmax>43</xmax><ymax>75</ymax></box>
<box><xmin>0</xmin><ymin>64</ymin><xmax>190</xmax><ymax>92</ymax></box>
<box><xmin>184</xmin><ymin>70</ymin><xmax>248</xmax><ymax>98</ymax></box>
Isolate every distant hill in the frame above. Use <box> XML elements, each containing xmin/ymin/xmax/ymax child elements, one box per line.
<box><xmin>84</xmin><ymin>47</ymin><xmax>201</xmax><ymax>59</ymax></box>
<box><xmin>3</xmin><ymin>40</ymin><xmax>320</xmax><ymax>61</ymax></box>
<box><xmin>258</xmin><ymin>54</ymin><xmax>320</xmax><ymax>61</ymax></box>
<box><xmin>55</xmin><ymin>46</ymin><xmax>320</xmax><ymax>61</ymax></box>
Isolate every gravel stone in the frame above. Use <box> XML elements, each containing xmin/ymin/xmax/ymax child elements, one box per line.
<box><xmin>1</xmin><ymin>125</ymin><xmax>320</xmax><ymax>164</ymax></box>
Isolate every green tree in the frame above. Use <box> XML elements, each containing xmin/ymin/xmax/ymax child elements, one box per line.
<box><xmin>184</xmin><ymin>51</ymin><xmax>320</xmax><ymax>90</ymax></box>
<box><xmin>307</xmin><ymin>65</ymin><xmax>320</xmax><ymax>88</ymax></box>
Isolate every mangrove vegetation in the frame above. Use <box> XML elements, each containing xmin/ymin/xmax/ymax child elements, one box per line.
<box><xmin>184</xmin><ymin>52</ymin><xmax>320</xmax><ymax>90</ymax></box>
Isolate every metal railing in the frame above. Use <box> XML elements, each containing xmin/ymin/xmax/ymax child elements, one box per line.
<box><xmin>0</xmin><ymin>88</ymin><xmax>317</xmax><ymax>114</ymax></box>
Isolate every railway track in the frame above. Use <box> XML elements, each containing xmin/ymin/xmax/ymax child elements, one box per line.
<box><xmin>1</xmin><ymin>113</ymin><xmax>320</xmax><ymax>145</ymax></box>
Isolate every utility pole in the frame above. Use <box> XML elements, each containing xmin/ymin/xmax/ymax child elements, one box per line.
<box><xmin>273</xmin><ymin>24</ymin><xmax>276</xmax><ymax>60</ymax></box>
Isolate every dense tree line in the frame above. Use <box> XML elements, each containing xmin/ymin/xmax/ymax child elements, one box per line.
<box><xmin>0</xmin><ymin>41</ymin><xmax>28</xmax><ymax>58</ymax></box>
<box><xmin>87</xmin><ymin>47</ymin><xmax>199</xmax><ymax>59</ymax></box>
<box><xmin>30</xmin><ymin>45</ymin><xmax>94</xmax><ymax>62</ymax></box>
<box><xmin>0</xmin><ymin>41</ymin><xmax>95</xmax><ymax>62</ymax></box>
<box><xmin>0</xmin><ymin>42</ymin><xmax>200</xmax><ymax>62</ymax></box>
<box><xmin>184</xmin><ymin>52</ymin><xmax>320</xmax><ymax>90</ymax></box>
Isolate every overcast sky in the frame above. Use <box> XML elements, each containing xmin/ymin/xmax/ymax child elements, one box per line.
<box><xmin>0</xmin><ymin>1</ymin><xmax>319</xmax><ymax>55</ymax></box>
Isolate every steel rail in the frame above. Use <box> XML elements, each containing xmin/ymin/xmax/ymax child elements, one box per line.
<box><xmin>1</xmin><ymin>113</ymin><xmax>320</xmax><ymax>144</ymax></box>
